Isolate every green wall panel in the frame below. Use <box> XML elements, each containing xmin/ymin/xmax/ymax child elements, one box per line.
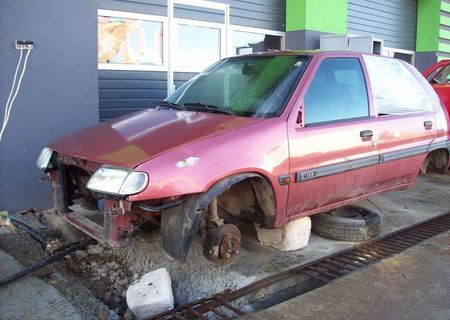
<box><xmin>416</xmin><ymin>0</ymin><xmax>440</xmax><ymax>52</ymax></box>
<box><xmin>286</xmin><ymin>0</ymin><xmax>347</xmax><ymax>34</ymax></box>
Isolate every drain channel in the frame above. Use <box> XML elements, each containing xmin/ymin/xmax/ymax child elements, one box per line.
<box><xmin>150</xmin><ymin>212</ymin><xmax>450</xmax><ymax>320</ymax></box>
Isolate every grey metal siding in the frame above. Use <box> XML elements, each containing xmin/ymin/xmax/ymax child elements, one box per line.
<box><xmin>174</xmin><ymin>4</ymin><xmax>224</xmax><ymax>23</ymax></box>
<box><xmin>179</xmin><ymin>0</ymin><xmax>286</xmax><ymax>31</ymax></box>
<box><xmin>347</xmin><ymin>0</ymin><xmax>417</xmax><ymax>51</ymax></box>
<box><xmin>98</xmin><ymin>0</ymin><xmax>167</xmax><ymax>16</ymax></box>
<box><xmin>99</xmin><ymin>71</ymin><xmax>167</xmax><ymax>120</ymax></box>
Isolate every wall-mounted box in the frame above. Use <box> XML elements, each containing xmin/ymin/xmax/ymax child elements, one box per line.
<box><xmin>320</xmin><ymin>34</ymin><xmax>384</xmax><ymax>55</ymax></box>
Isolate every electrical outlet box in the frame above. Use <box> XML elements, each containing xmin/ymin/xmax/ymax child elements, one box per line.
<box><xmin>15</xmin><ymin>40</ymin><xmax>34</xmax><ymax>50</ymax></box>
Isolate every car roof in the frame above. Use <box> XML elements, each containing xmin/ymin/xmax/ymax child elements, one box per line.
<box><xmin>228</xmin><ymin>50</ymin><xmax>383</xmax><ymax>59</ymax></box>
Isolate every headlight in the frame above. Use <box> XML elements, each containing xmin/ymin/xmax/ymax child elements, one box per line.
<box><xmin>86</xmin><ymin>166</ymin><xmax>148</xmax><ymax>196</ymax></box>
<box><xmin>36</xmin><ymin>147</ymin><xmax>53</xmax><ymax>170</ymax></box>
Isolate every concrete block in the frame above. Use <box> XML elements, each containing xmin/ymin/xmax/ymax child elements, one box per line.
<box><xmin>126</xmin><ymin>268</ymin><xmax>174</xmax><ymax>319</ymax></box>
<box><xmin>255</xmin><ymin>217</ymin><xmax>311</xmax><ymax>251</ymax></box>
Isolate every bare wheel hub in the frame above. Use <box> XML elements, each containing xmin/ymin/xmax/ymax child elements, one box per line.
<box><xmin>203</xmin><ymin>224</ymin><xmax>241</xmax><ymax>266</ymax></box>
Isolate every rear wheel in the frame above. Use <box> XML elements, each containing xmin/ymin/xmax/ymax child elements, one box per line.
<box><xmin>311</xmin><ymin>205</ymin><xmax>381</xmax><ymax>241</ymax></box>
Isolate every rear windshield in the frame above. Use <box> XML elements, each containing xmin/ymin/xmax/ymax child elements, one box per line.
<box><xmin>165</xmin><ymin>55</ymin><xmax>311</xmax><ymax>117</ymax></box>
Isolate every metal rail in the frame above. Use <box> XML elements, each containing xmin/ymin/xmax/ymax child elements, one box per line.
<box><xmin>150</xmin><ymin>212</ymin><xmax>450</xmax><ymax>320</ymax></box>
<box><xmin>0</xmin><ymin>238</ymin><xmax>94</xmax><ymax>287</ymax></box>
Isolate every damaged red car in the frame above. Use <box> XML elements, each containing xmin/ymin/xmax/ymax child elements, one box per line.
<box><xmin>37</xmin><ymin>52</ymin><xmax>450</xmax><ymax>265</ymax></box>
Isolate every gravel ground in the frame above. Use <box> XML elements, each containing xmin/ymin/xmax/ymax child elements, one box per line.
<box><xmin>1</xmin><ymin>173</ymin><xmax>449</xmax><ymax>319</ymax></box>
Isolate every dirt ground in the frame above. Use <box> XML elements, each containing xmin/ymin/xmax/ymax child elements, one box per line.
<box><xmin>1</xmin><ymin>173</ymin><xmax>449</xmax><ymax>319</ymax></box>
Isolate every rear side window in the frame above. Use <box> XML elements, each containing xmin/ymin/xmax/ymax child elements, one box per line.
<box><xmin>304</xmin><ymin>58</ymin><xmax>369</xmax><ymax>125</ymax></box>
<box><xmin>363</xmin><ymin>55</ymin><xmax>433</xmax><ymax>114</ymax></box>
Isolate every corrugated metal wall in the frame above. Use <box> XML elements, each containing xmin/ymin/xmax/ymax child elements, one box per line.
<box><xmin>99</xmin><ymin>71</ymin><xmax>167</xmax><ymax>120</ymax></box>
<box><xmin>347</xmin><ymin>0</ymin><xmax>417</xmax><ymax>51</ymax></box>
<box><xmin>98</xmin><ymin>0</ymin><xmax>285</xmax><ymax>121</ymax></box>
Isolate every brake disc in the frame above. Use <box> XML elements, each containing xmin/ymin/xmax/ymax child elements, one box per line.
<box><xmin>202</xmin><ymin>224</ymin><xmax>241</xmax><ymax>266</ymax></box>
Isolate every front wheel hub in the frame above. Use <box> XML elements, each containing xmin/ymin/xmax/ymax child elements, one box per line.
<box><xmin>203</xmin><ymin>224</ymin><xmax>241</xmax><ymax>266</ymax></box>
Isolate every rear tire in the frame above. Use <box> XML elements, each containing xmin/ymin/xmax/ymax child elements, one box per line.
<box><xmin>311</xmin><ymin>205</ymin><xmax>381</xmax><ymax>241</ymax></box>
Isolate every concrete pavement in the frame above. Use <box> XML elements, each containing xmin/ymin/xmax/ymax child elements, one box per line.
<box><xmin>0</xmin><ymin>249</ymin><xmax>82</xmax><ymax>320</ymax></box>
<box><xmin>243</xmin><ymin>230</ymin><xmax>450</xmax><ymax>320</ymax></box>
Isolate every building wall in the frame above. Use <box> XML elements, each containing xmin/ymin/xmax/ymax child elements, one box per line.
<box><xmin>347</xmin><ymin>0</ymin><xmax>417</xmax><ymax>51</ymax></box>
<box><xmin>286</xmin><ymin>0</ymin><xmax>418</xmax><ymax>58</ymax></box>
<box><xmin>0</xmin><ymin>0</ymin><xmax>99</xmax><ymax>211</ymax></box>
<box><xmin>285</xmin><ymin>0</ymin><xmax>347</xmax><ymax>50</ymax></box>
<box><xmin>415</xmin><ymin>0</ymin><xmax>450</xmax><ymax>71</ymax></box>
<box><xmin>98</xmin><ymin>0</ymin><xmax>286</xmax><ymax>121</ymax></box>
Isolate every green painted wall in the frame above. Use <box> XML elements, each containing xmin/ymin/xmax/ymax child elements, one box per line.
<box><xmin>416</xmin><ymin>0</ymin><xmax>440</xmax><ymax>52</ymax></box>
<box><xmin>286</xmin><ymin>0</ymin><xmax>347</xmax><ymax>34</ymax></box>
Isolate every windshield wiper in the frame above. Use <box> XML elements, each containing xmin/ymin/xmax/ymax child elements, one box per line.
<box><xmin>156</xmin><ymin>100</ymin><xmax>186</xmax><ymax>111</ymax></box>
<box><xmin>182</xmin><ymin>102</ymin><xmax>234</xmax><ymax>115</ymax></box>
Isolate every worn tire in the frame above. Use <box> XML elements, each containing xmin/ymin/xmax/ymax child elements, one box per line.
<box><xmin>311</xmin><ymin>205</ymin><xmax>381</xmax><ymax>242</ymax></box>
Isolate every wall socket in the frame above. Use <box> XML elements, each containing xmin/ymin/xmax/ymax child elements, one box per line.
<box><xmin>15</xmin><ymin>40</ymin><xmax>34</xmax><ymax>50</ymax></box>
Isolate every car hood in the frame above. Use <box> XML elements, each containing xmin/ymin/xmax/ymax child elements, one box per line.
<box><xmin>50</xmin><ymin>109</ymin><xmax>262</xmax><ymax>168</ymax></box>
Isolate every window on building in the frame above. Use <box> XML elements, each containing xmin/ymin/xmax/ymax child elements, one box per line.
<box><xmin>363</xmin><ymin>55</ymin><xmax>433</xmax><ymax>115</ymax></box>
<box><xmin>232</xmin><ymin>31</ymin><xmax>282</xmax><ymax>56</ymax></box>
<box><xmin>174</xmin><ymin>24</ymin><xmax>221</xmax><ymax>69</ymax></box>
<box><xmin>98</xmin><ymin>14</ymin><xmax>164</xmax><ymax>67</ymax></box>
<box><xmin>304</xmin><ymin>58</ymin><xmax>369</xmax><ymax>124</ymax></box>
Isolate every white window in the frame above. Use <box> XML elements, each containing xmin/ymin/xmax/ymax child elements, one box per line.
<box><xmin>174</xmin><ymin>23</ymin><xmax>222</xmax><ymax>70</ymax></box>
<box><xmin>98</xmin><ymin>10</ymin><xmax>167</xmax><ymax>71</ymax></box>
<box><xmin>363</xmin><ymin>55</ymin><xmax>433</xmax><ymax>115</ymax></box>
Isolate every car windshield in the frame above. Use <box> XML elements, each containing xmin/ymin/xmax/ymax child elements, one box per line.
<box><xmin>164</xmin><ymin>55</ymin><xmax>311</xmax><ymax>118</ymax></box>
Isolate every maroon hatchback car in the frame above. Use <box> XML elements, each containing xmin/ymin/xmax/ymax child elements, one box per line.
<box><xmin>37</xmin><ymin>52</ymin><xmax>450</xmax><ymax>265</ymax></box>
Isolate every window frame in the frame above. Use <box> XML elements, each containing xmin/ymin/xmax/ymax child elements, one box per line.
<box><xmin>302</xmin><ymin>57</ymin><xmax>372</xmax><ymax>127</ymax></box>
<box><xmin>97</xmin><ymin>9</ymin><xmax>168</xmax><ymax>72</ymax></box>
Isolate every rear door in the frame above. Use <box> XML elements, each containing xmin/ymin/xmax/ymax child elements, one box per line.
<box><xmin>286</xmin><ymin>54</ymin><xmax>380</xmax><ymax>217</ymax></box>
<box><xmin>362</xmin><ymin>55</ymin><xmax>437</xmax><ymax>186</ymax></box>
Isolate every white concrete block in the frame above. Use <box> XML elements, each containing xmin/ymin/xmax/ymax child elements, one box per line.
<box><xmin>255</xmin><ymin>217</ymin><xmax>311</xmax><ymax>251</ymax></box>
<box><xmin>126</xmin><ymin>268</ymin><xmax>174</xmax><ymax>319</ymax></box>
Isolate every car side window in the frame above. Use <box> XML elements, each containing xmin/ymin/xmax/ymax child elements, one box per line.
<box><xmin>433</xmin><ymin>64</ymin><xmax>450</xmax><ymax>83</ymax></box>
<box><xmin>304</xmin><ymin>58</ymin><xmax>369</xmax><ymax>125</ymax></box>
<box><xmin>363</xmin><ymin>55</ymin><xmax>433</xmax><ymax>114</ymax></box>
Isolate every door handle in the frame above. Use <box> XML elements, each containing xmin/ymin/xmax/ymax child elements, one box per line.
<box><xmin>424</xmin><ymin>121</ymin><xmax>433</xmax><ymax>129</ymax></box>
<box><xmin>360</xmin><ymin>130</ymin><xmax>373</xmax><ymax>138</ymax></box>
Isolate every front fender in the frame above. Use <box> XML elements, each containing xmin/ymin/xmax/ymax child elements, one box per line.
<box><xmin>129</xmin><ymin>117</ymin><xmax>289</xmax><ymax>202</ymax></box>
<box><xmin>161</xmin><ymin>173</ymin><xmax>264</xmax><ymax>262</ymax></box>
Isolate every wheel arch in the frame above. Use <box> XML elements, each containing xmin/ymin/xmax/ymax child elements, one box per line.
<box><xmin>160</xmin><ymin>172</ymin><xmax>276</xmax><ymax>262</ymax></box>
<box><xmin>421</xmin><ymin>147</ymin><xmax>450</xmax><ymax>174</ymax></box>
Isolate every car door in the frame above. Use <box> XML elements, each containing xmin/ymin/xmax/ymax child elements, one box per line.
<box><xmin>424</xmin><ymin>61</ymin><xmax>450</xmax><ymax>115</ymax></box>
<box><xmin>286</xmin><ymin>54</ymin><xmax>380</xmax><ymax>217</ymax></box>
<box><xmin>362</xmin><ymin>55</ymin><xmax>437</xmax><ymax>184</ymax></box>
